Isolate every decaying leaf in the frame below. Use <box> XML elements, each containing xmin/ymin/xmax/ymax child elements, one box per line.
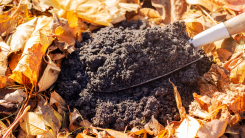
<box><xmin>20</xmin><ymin>112</ymin><xmax>46</xmax><ymax>136</ymax></box>
<box><xmin>175</xmin><ymin>116</ymin><xmax>200</xmax><ymax>138</ymax></box>
<box><xmin>69</xmin><ymin>108</ymin><xmax>91</xmax><ymax>132</ymax></box>
<box><xmin>197</xmin><ymin>119</ymin><xmax>227</xmax><ymax>138</ymax></box>
<box><xmin>198</xmin><ymin>64</ymin><xmax>230</xmax><ymax>97</ymax></box>
<box><xmin>50</xmin><ymin>91</ymin><xmax>67</xmax><ymax>114</ymax></box>
<box><xmin>34</xmin><ymin>95</ymin><xmax>62</xmax><ymax>138</ymax></box>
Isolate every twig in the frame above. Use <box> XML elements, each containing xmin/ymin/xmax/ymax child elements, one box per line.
<box><xmin>2</xmin><ymin>105</ymin><xmax>30</xmax><ymax>138</ymax></box>
<box><xmin>197</xmin><ymin>4</ymin><xmax>217</xmax><ymax>25</ymax></box>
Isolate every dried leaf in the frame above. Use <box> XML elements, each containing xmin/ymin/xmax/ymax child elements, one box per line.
<box><xmin>171</xmin><ymin>0</ymin><xmax>184</xmax><ymax>22</ymax></box>
<box><xmin>69</xmin><ymin>109</ymin><xmax>91</xmax><ymax>132</ymax></box>
<box><xmin>38</xmin><ymin>58</ymin><xmax>61</xmax><ymax>92</ymax></box>
<box><xmin>17</xmin><ymin>128</ymin><xmax>36</xmax><ymax>138</ymax></box>
<box><xmin>216</xmin><ymin>48</ymin><xmax>232</xmax><ymax>62</ymax></box>
<box><xmin>139</xmin><ymin>8</ymin><xmax>162</xmax><ymax>18</ymax></box>
<box><xmin>230</xmin><ymin>61</ymin><xmax>245</xmax><ymax>84</ymax></box>
<box><xmin>145</xmin><ymin>115</ymin><xmax>165</xmax><ymax>136</ymax></box>
<box><xmin>9</xmin><ymin>17</ymin><xmax>38</xmax><ymax>53</ymax></box>
<box><xmin>50</xmin><ymin>91</ymin><xmax>67</xmax><ymax>114</ymax></box>
<box><xmin>186</xmin><ymin>0</ymin><xmax>223</xmax><ymax>11</ymax></box>
<box><xmin>20</xmin><ymin>112</ymin><xmax>46</xmax><ymax>135</ymax></box>
<box><xmin>0</xmin><ymin>41</ymin><xmax>10</xmax><ymax>76</ymax></box>
<box><xmin>198</xmin><ymin>64</ymin><xmax>230</xmax><ymax>97</ymax></box>
<box><xmin>9</xmin><ymin>16</ymin><xmax>54</xmax><ymax>86</ymax></box>
<box><xmin>169</xmin><ymin>79</ymin><xmax>186</xmax><ymax>120</ymax></box>
<box><xmin>128</xmin><ymin>128</ymin><xmax>147</xmax><ymax>138</ymax></box>
<box><xmin>197</xmin><ymin>119</ymin><xmax>227</xmax><ymax>138</ymax></box>
<box><xmin>76</xmin><ymin>133</ymin><xmax>94</xmax><ymax>138</ymax></box>
<box><xmin>98</xmin><ymin>129</ymin><xmax>128</xmax><ymax>138</ymax></box>
<box><xmin>34</xmin><ymin>95</ymin><xmax>63</xmax><ymax>138</ymax></box>
<box><xmin>175</xmin><ymin>116</ymin><xmax>200</xmax><ymax>138</ymax></box>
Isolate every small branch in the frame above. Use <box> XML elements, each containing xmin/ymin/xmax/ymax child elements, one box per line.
<box><xmin>197</xmin><ymin>4</ymin><xmax>217</xmax><ymax>25</ymax></box>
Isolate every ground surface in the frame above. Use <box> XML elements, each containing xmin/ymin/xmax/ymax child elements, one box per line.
<box><xmin>55</xmin><ymin>20</ymin><xmax>212</xmax><ymax>130</ymax></box>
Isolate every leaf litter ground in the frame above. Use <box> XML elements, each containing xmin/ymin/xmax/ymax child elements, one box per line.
<box><xmin>55</xmin><ymin>20</ymin><xmax>212</xmax><ymax>131</ymax></box>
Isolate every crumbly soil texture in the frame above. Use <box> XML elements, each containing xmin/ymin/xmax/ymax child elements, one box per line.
<box><xmin>55</xmin><ymin>20</ymin><xmax>212</xmax><ymax>130</ymax></box>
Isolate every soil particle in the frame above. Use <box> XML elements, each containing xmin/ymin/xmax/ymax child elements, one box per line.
<box><xmin>55</xmin><ymin>20</ymin><xmax>212</xmax><ymax>130</ymax></box>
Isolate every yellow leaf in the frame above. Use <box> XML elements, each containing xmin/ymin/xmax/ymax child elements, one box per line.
<box><xmin>139</xmin><ymin>8</ymin><xmax>162</xmax><ymax>18</ymax></box>
<box><xmin>9</xmin><ymin>16</ymin><xmax>53</xmax><ymax>86</ymax></box>
<box><xmin>20</xmin><ymin>112</ymin><xmax>46</xmax><ymax>135</ymax></box>
<box><xmin>0</xmin><ymin>5</ymin><xmax>29</xmax><ymax>36</ymax></box>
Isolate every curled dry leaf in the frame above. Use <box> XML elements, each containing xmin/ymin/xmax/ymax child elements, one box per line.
<box><xmin>198</xmin><ymin>64</ymin><xmax>230</xmax><ymax>97</ymax></box>
<box><xmin>9</xmin><ymin>16</ymin><xmax>54</xmax><ymax>86</ymax></box>
<box><xmin>38</xmin><ymin>56</ymin><xmax>61</xmax><ymax>92</ymax></box>
<box><xmin>20</xmin><ymin>112</ymin><xmax>46</xmax><ymax>136</ymax></box>
<box><xmin>175</xmin><ymin>116</ymin><xmax>200</xmax><ymax>138</ymax></box>
<box><xmin>186</xmin><ymin>0</ymin><xmax>223</xmax><ymax>11</ymax></box>
<box><xmin>230</xmin><ymin>61</ymin><xmax>245</xmax><ymax>84</ymax></box>
<box><xmin>197</xmin><ymin>119</ymin><xmax>227</xmax><ymax>138</ymax></box>
<box><xmin>169</xmin><ymin>79</ymin><xmax>186</xmax><ymax>120</ymax></box>
<box><xmin>50</xmin><ymin>91</ymin><xmax>67</xmax><ymax>114</ymax></box>
<box><xmin>145</xmin><ymin>115</ymin><xmax>165</xmax><ymax>136</ymax></box>
<box><xmin>69</xmin><ymin>108</ymin><xmax>91</xmax><ymax>132</ymax></box>
<box><xmin>170</xmin><ymin>0</ymin><xmax>184</xmax><ymax>22</ymax></box>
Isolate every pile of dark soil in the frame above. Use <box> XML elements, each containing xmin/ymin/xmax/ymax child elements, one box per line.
<box><xmin>55</xmin><ymin>20</ymin><xmax>212</xmax><ymax>130</ymax></box>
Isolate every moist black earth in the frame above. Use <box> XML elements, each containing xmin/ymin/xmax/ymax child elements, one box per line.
<box><xmin>55</xmin><ymin>20</ymin><xmax>212</xmax><ymax>130</ymax></box>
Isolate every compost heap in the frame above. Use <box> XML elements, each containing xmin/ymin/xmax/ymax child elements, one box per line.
<box><xmin>55</xmin><ymin>20</ymin><xmax>212</xmax><ymax>130</ymax></box>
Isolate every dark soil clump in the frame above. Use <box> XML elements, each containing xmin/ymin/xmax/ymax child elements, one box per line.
<box><xmin>55</xmin><ymin>20</ymin><xmax>212</xmax><ymax>130</ymax></box>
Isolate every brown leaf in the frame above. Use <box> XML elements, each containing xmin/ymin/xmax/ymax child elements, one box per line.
<box><xmin>216</xmin><ymin>48</ymin><xmax>232</xmax><ymax>62</ymax></box>
<box><xmin>145</xmin><ymin>115</ymin><xmax>165</xmax><ymax>136</ymax></box>
<box><xmin>50</xmin><ymin>91</ymin><xmax>67</xmax><ymax>114</ymax></box>
<box><xmin>34</xmin><ymin>95</ymin><xmax>63</xmax><ymax>138</ymax></box>
<box><xmin>69</xmin><ymin>109</ymin><xmax>91</xmax><ymax>132</ymax></box>
<box><xmin>197</xmin><ymin>119</ymin><xmax>227</xmax><ymax>138</ymax></box>
<box><xmin>38</xmin><ymin>57</ymin><xmax>61</xmax><ymax>92</ymax></box>
<box><xmin>169</xmin><ymin>79</ymin><xmax>186</xmax><ymax>120</ymax></box>
<box><xmin>198</xmin><ymin>64</ymin><xmax>230</xmax><ymax>97</ymax></box>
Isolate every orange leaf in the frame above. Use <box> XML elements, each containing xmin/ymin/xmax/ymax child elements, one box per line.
<box><xmin>0</xmin><ymin>76</ymin><xmax>8</xmax><ymax>88</ymax></box>
<box><xmin>193</xmin><ymin>93</ymin><xmax>209</xmax><ymax>112</ymax></box>
<box><xmin>169</xmin><ymin>79</ymin><xmax>186</xmax><ymax>120</ymax></box>
<box><xmin>9</xmin><ymin>16</ymin><xmax>53</xmax><ymax>86</ymax></box>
